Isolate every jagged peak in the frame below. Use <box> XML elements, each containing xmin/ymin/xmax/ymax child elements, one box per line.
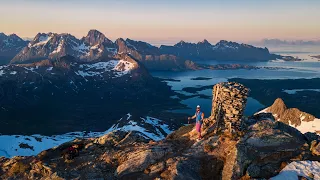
<box><xmin>83</xmin><ymin>30</ymin><xmax>114</xmax><ymax>46</ymax></box>
<box><xmin>216</xmin><ymin>40</ymin><xmax>232</xmax><ymax>45</ymax></box>
<box><xmin>197</xmin><ymin>39</ymin><xmax>212</xmax><ymax>46</ymax></box>
<box><xmin>174</xmin><ymin>40</ymin><xmax>195</xmax><ymax>47</ymax></box>
<box><xmin>116</xmin><ymin>38</ymin><xmax>125</xmax><ymax>42</ymax></box>
<box><xmin>269</xmin><ymin>98</ymin><xmax>287</xmax><ymax>112</ymax></box>
<box><xmin>8</xmin><ymin>34</ymin><xmax>23</xmax><ymax>41</ymax></box>
<box><xmin>86</xmin><ymin>29</ymin><xmax>105</xmax><ymax>38</ymax></box>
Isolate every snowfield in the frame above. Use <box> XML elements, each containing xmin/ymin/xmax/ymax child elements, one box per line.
<box><xmin>0</xmin><ymin>60</ymin><xmax>134</xmax><ymax>79</ymax></box>
<box><xmin>72</xmin><ymin>42</ymin><xmax>90</xmax><ymax>56</ymax></box>
<box><xmin>0</xmin><ymin>115</ymin><xmax>173</xmax><ymax>158</ymax></box>
<box><xmin>30</xmin><ymin>35</ymin><xmax>52</xmax><ymax>47</ymax></box>
<box><xmin>289</xmin><ymin>117</ymin><xmax>320</xmax><ymax>134</ymax></box>
<box><xmin>76</xmin><ymin>60</ymin><xmax>134</xmax><ymax>78</ymax></box>
<box><xmin>271</xmin><ymin>161</ymin><xmax>320</xmax><ymax>180</ymax></box>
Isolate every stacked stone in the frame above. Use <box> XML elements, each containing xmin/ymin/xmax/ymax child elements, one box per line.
<box><xmin>211</xmin><ymin>82</ymin><xmax>249</xmax><ymax>132</ymax></box>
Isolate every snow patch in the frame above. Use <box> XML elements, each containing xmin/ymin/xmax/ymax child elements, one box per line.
<box><xmin>113</xmin><ymin>60</ymin><xmax>134</xmax><ymax>77</ymax></box>
<box><xmin>0</xmin><ymin>70</ymin><xmax>5</xmax><ymax>76</ymax></box>
<box><xmin>271</xmin><ymin>161</ymin><xmax>320</xmax><ymax>180</ymax></box>
<box><xmin>75</xmin><ymin>70</ymin><xmax>101</xmax><ymax>78</ymax></box>
<box><xmin>0</xmin><ymin>115</ymin><xmax>172</xmax><ymax>158</ymax></box>
<box><xmin>10</xmin><ymin>71</ymin><xmax>17</xmax><ymax>75</ymax></box>
<box><xmin>32</xmin><ymin>35</ymin><xmax>52</xmax><ymax>47</ymax></box>
<box><xmin>0</xmin><ymin>128</ymin><xmax>115</xmax><ymax>158</ymax></box>
<box><xmin>73</xmin><ymin>42</ymin><xmax>89</xmax><ymax>55</ymax></box>
<box><xmin>289</xmin><ymin>118</ymin><xmax>320</xmax><ymax>134</ymax></box>
<box><xmin>76</xmin><ymin>60</ymin><xmax>134</xmax><ymax>78</ymax></box>
<box><xmin>51</xmin><ymin>41</ymin><xmax>63</xmax><ymax>54</ymax></box>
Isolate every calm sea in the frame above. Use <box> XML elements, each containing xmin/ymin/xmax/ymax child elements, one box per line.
<box><xmin>152</xmin><ymin>47</ymin><xmax>320</xmax><ymax>117</ymax></box>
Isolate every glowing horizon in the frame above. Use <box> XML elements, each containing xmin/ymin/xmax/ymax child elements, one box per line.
<box><xmin>1</xmin><ymin>0</ymin><xmax>320</xmax><ymax>45</ymax></box>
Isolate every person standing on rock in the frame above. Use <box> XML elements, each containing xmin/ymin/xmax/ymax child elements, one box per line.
<box><xmin>188</xmin><ymin>105</ymin><xmax>204</xmax><ymax>140</ymax></box>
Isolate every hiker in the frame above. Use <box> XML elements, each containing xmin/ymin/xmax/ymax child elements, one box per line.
<box><xmin>188</xmin><ymin>105</ymin><xmax>204</xmax><ymax>140</ymax></box>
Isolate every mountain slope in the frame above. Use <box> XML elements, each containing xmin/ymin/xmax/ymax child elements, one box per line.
<box><xmin>0</xmin><ymin>54</ymin><xmax>177</xmax><ymax>135</ymax></box>
<box><xmin>0</xmin><ymin>114</ymin><xmax>174</xmax><ymax>158</ymax></box>
<box><xmin>0</xmin><ymin>33</ymin><xmax>28</xmax><ymax>64</ymax></box>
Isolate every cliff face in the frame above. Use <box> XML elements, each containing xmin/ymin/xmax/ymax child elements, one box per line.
<box><xmin>0</xmin><ymin>83</ymin><xmax>319</xmax><ymax>180</ymax></box>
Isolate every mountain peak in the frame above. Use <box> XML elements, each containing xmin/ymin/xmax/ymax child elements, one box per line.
<box><xmin>177</xmin><ymin>40</ymin><xmax>186</xmax><ymax>44</ymax></box>
<box><xmin>217</xmin><ymin>40</ymin><xmax>230</xmax><ymax>44</ymax></box>
<box><xmin>198</xmin><ymin>39</ymin><xmax>212</xmax><ymax>46</ymax></box>
<box><xmin>174</xmin><ymin>40</ymin><xmax>193</xmax><ymax>47</ymax></box>
<box><xmin>8</xmin><ymin>34</ymin><xmax>23</xmax><ymax>41</ymax></box>
<box><xmin>87</xmin><ymin>29</ymin><xmax>104</xmax><ymax>37</ymax></box>
<box><xmin>84</xmin><ymin>29</ymin><xmax>113</xmax><ymax>46</ymax></box>
<box><xmin>269</xmin><ymin>98</ymin><xmax>287</xmax><ymax>113</ymax></box>
<box><xmin>0</xmin><ymin>32</ymin><xmax>7</xmax><ymax>38</ymax></box>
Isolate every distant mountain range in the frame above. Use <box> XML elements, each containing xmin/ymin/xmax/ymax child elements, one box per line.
<box><xmin>253</xmin><ymin>38</ymin><xmax>320</xmax><ymax>47</ymax></box>
<box><xmin>1</xmin><ymin>30</ymin><xmax>285</xmax><ymax>70</ymax></box>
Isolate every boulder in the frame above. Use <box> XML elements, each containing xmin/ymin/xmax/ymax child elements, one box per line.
<box><xmin>224</xmin><ymin>118</ymin><xmax>309</xmax><ymax>179</ymax></box>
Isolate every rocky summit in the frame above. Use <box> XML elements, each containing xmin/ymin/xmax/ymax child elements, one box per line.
<box><xmin>0</xmin><ymin>83</ymin><xmax>319</xmax><ymax>180</ymax></box>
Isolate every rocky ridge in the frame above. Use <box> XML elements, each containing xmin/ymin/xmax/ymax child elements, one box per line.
<box><xmin>0</xmin><ymin>83</ymin><xmax>319</xmax><ymax>180</ymax></box>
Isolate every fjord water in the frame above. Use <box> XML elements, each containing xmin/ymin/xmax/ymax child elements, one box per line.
<box><xmin>152</xmin><ymin>47</ymin><xmax>320</xmax><ymax>117</ymax></box>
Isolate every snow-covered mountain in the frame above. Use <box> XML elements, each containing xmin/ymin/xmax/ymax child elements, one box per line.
<box><xmin>11</xmin><ymin>30</ymin><xmax>117</xmax><ymax>64</ymax></box>
<box><xmin>256</xmin><ymin>98</ymin><xmax>320</xmax><ymax>134</ymax></box>
<box><xmin>0</xmin><ymin>33</ymin><xmax>28</xmax><ymax>64</ymax></box>
<box><xmin>0</xmin><ymin>114</ymin><xmax>173</xmax><ymax>158</ymax></box>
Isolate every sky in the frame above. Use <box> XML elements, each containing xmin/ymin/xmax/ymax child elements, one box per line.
<box><xmin>1</xmin><ymin>0</ymin><xmax>320</xmax><ymax>45</ymax></box>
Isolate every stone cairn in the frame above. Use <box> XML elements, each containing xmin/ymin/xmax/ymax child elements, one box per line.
<box><xmin>210</xmin><ymin>82</ymin><xmax>249</xmax><ymax>133</ymax></box>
